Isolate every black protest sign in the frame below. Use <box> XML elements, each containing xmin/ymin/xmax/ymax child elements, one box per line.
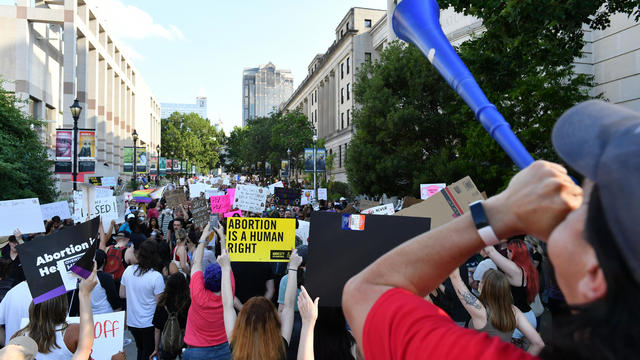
<box><xmin>17</xmin><ymin>217</ymin><xmax>99</xmax><ymax>304</ymax></box>
<box><xmin>88</xmin><ymin>176</ymin><xmax>103</xmax><ymax>186</ymax></box>
<box><xmin>305</xmin><ymin>212</ymin><xmax>431</xmax><ymax>306</ymax></box>
<box><xmin>273</xmin><ymin>188</ymin><xmax>301</xmax><ymax>206</ymax></box>
<box><xmin>191</xmin><ymin>196</ymin><xmax>210</xmax><ymax>229</ymax></box>
<box><xmin>165</xmin><ymin>189</ymin><xmax>187</xmax><ymax>209</ymax></box>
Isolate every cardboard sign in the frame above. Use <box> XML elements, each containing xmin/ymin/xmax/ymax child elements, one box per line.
<box><xmin>226</xmin><ymin>218</ymin><xmax>295</xmax><ymax>262</ymax></box>
<box><xmin>165</xmin><ymin>189</ymin><xmax>187</xmax><ymax>209</ymax></box>
<box><xmin>191</xmin><ymin>197</ymin><xmax>210</xmax><ymax>229</ymax></box>
<box><xmin>268</xmin><ymin>181</ymin><xmax>284</xmax><ymax>194</ymax></box>
<box><xmin>210</xmin><ymin>195</ymin><xmax>231</xmax><ymax>214</ymax></box>
<box><xmin>90</xmin><ymin>197</ymin><xmax>119</xmax><ymax>224</ymax></box>
<box><xmin>420</xmin><ymin>183</ymin><xmax>447</xmax><ymax>200</ymax></box>
<box><xmin>395</xmin><ymin>176</ymin><xmax>483</xmax><ymax>229</ymax></box>
<box><xmin>296</xmin><ymin>220</ymin><xmax>310</xmax><ymax>245</ymax></box>
<box><xmin>232</xmin><ymin>185</ymin><xmax>267</xmax><ymax>213</ymax></box>
<box><xmin>300</xmin><ymin>189</ymin><xmax>315</xmax><ymax>205</ymax></box>
<box><xmin>224</xmin><ymin>210</ymin><xmax>243</xmax><ymax>218</ymax></box>
<box><xmin>21</xmin><ymin>311</ymin><xmax>124</xmax><ymax>360</ymax></box>
<box><xmin>101</xmin><ymin>177</ymin><xmax>117</xmax><ymax>187</ymax></box>
<box><xmin>317</xmin><ymin>188</ymin><xmax>327</xmax><ymax>201</ymax></box>
<box><xmin>273</xmin><ymin>188</ymin><xmax>302</xmax><ymax>206</ymax></box>
<box><xmin>0</xmin><ymin>198</ymin><xmax>46</xmax><ymax>236</ymax></box>
<box><xmin>40</xmin><ymin>201</ymin><xmax>72</xmax><ymax>221</ymax></box>
<box><xmin>17</xmin><ymin>217</ymin><xmax>99</xmax><ymax>304</ymax></box>
<box><xmin>361</xmin><ymin>203</ymin><xmax>395</xmax><ymax>215</ymax></box>
<box><xmin>358</xmin><ymin>199</ymin><xmax>379</xmax><ymax>211</ymax></box>
<box><xmin>95</xmin><ymin>187</ymin><xmax>113</xmax><ymax>199</ymax></box>
<box><xmin>306</xmin><ymin>212</ymin><xmax>431</xmax><ymax>306</ymax></box>
<box><xmin>402</xmin><ymin>196</ymin><xmax>423</xmax><ymax>209</ymax></box>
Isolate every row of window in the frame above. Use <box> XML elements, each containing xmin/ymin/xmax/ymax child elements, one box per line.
<box><xmin>341</xmin><ymin>109</ymin><xmax>351</xmax><ymax>130</ymax></box>
<box><xmin>329</xmin><ymin>143</ymin><xmax>349</xmax><ymax>169</ymax></box>
<box><xmin>341</xmin><ymin>57</ymin><xmax>351</xmax><ymax>79</ymax></box>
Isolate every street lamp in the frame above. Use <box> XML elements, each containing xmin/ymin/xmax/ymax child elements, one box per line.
<box><xmin>287</xmin><ymin>148</ymin><xmax>291</xmax><ymax>180</ymax></box>
<box><xmin>312</xmin><ymin>134</ymin><xmax>318</xmax><ymax>202</ymax></box>
<box><xmin>156</xmin><ymin>144</ymin><xmax>161</xmax><ymax>185</ymax></box>
<box><xmin>70</xmin><ymin>99</ymin><xmax>82</xmax><ymax>191</ymax></box>
<box><xmin>132</xmin><ymin>130</ymin><xmax>138</xmax><ymax>189</ymax></box>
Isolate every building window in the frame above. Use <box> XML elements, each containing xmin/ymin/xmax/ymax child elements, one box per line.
<box><xmin>315</xmin><ymin>109</ymin><xmax>317</xmax><ymax>123</ymax></box>
<box><xmin>347</xmin><ymin>109</ymin><xmax>350</xmax><ymax>126</ymax></box>
<box><xmin>341</xmin><ymin>88</ymin><xmax>344</xmax><ymax>104</ymax></box>
<box><xmin>341</xmin><ymin>29</ymin><xmax>344</xmax><ymax>38</ymax></box>
<box><xmin>365</xmin><ymin>52</ymin><xmax>372</xmax><ymax>62</ymax></box>
<box><xmin>347</xmin><ymin>83</ymin><xmax>350</xmax><ymax>100</ymax></box>
<box><xmin>365</xmin><ymin>19</ymin><xmax>372</xmax><ymax>28</ymax></box>
<box><xmin>311</xmin><ymin>94</ymin><xmax>313</xmax><ymax>106</ymax></box>
<box><xmin>341</xmin><ymin>112</ymin><xmax>344</xmax><ymax>129</ymax></box>
<box><xmin>347</xmin><ymin>57</ymin><xmax>350</xmax><ymax>74</ymax></box>
<box><xmin>339</xmin><ymin>145</ymin><xmax>342</xmax><ymax>168</ymax></box>
<box><xmin>345</xmin><ymin>143</ymin><xmax>348</xmax><ymax>163</ymax></box>
<box><xmin>341</xmin><ymin>63</ymin><xmax>344</xmax><ymax>79</ymax></box>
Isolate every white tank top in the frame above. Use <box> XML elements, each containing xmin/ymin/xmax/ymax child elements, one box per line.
<box><xmin>27</xmin><ymin>325</ymin><xmax>74</xmax><ymax>360</ymax></box>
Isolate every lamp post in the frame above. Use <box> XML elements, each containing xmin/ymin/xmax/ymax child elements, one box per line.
<box><xmin>70</xmin><ymin>99</ymin><xmax>82</xmax><ymax>191</ymax></box>
<box><xmin>132</xmin><ymin>130</ymin><xmax>138</xmax><ymax>189</ymax></box>
<box><xmin>312</xmin><ymin>134</ymin><xmax>318</xmax><ymax>202</ymax></box>
<box><xmin>287</xmin><ymin>148</ymin><xmax>291</xmax><ymax>180</ymax></box>
<box><xmin>156</xmin><ymin>144</ymin><xmax>161</xmax><ymax>185</ymax></box>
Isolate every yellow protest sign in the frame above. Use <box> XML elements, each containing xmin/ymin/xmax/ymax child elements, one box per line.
<box><xmin>226</xmin><ymin>218</ymin><xmax>295</xmax><ymax>262</ymax></box>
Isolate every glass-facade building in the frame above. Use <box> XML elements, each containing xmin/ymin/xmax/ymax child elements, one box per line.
<box><xmin>242</xmin><ymin>63</ymin><xmax>294</xmax><ymax>126</ymax></box>
<box><xmin>161</xmin><ymin>97</ymin><xmax>208</xmax><ymax>119</ymax></box>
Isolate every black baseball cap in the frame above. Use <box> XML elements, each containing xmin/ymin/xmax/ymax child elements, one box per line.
<box><xmin>552</xmin><ymin>100</ymin><xmax>640</xmax><ymax>283</ymax></box>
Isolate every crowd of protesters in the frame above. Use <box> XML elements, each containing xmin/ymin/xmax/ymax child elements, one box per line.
<box><xmin>0</xmin><ymin>100</ymin><xmax>639</xmax><ymax>360</ymax></box>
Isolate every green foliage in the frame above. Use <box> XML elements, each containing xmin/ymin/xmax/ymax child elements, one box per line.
<box><xmin>161</xmin><ymin>112</ymin><xmax>223</xmax><ymax>173</ymax></box>
<box><xmin>347</xmin><ymin>1</ymin><xmax>637</xmax><ymax>197</ymax></box>
<box><xmin>327</xmin><ymin>181</ymin><xmax>354</xmax><ymax>202</ymax></box>
<box><xmin>225</xmin><ymin>110</ymin><xmax>315</xmax><ymax>176</ymax></box>
<box><xmin>0</xmin><ymin>80</ymin><xmax>57</xmax><ymax>202</ymax></box>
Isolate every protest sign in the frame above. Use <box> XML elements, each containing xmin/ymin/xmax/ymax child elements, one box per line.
<box><xmin>300</xmin><ymin>189</ymin><xmax>315</xmax><ymax>205</ymax></box>
<box><xmin>89</xmin><ymin>176</ymin><xmax>102</xmax><ymax>186</ymax></box>
<box><xmin>224</xmin><ymin>210</ymin><xmax>242</xmax><ymax>218</ymax></box>
<box><xmin>189</xmin><ymin>183</ymin><xmax>209</xmax><ymax>199</ymax></box>
<box><xmin>40</xmin><ymin>201</ymin><xmax>72</xmax><ymax>222</ymax></box>
<box><xmin>395</xmin><ymin>176</ymin><xmax>483</xmax><ymax>229</ymax></box>
<box><xmin>402</xmin><ymin>196</ymin><xmax>423</xmax><ymax>209</ymax></box>
<box><xmin>226</xmin><ymin>218</ymin><xmax>295</xmax><ymax>262</ymax></box>
<box><xmin>21</xmin><ymin>311</ymin><xmax>124</xmax><ymax>360</ymax></box>
<box><xmin>268</xmin><ymin>181</ymin><xmax>284</xmax><ymax>194</ymax></box>
<box><xmin>101</xmin><ymin>177</ymin><xmax>117</xmax><ymax>187</ymax></box>
<box><xmin>116</xmin><ymin>194</ymin><xmax>126</xmax><ymax>223</ymax></box>
<box><xmin>273</xmin><ymin>188</ymin><xmax>302</xmax><ymax>206</ymax></box>
<box><xmin>296</xmin><ymin>220</ymin><xmax>310</xmax><ymax>245</ymax></box>
<box><xmin>232</xmin><ymin>185</ymin><xmax>267</xmax><ymax>213</ymax></box>
<box><xmin>305</xmin><ymin>212</ymin><xmax>431</xmax><ymax>306</ymax></box>
<box><xmin>90</xmin><ymin>196</ymin><xmax>119</xmax><ymax>224</ymax></box>
<box><xmin>95</xmin><ymin>187</ymin><xmax>113</xmax><ymax>199</ymax></box>
<box><xmin>165</xmin><ymin>189</ymin><xmax>187</xmax><ymax>209</ymax></box>
<box><xmin>205</xmin><ymin>189</ymin><xmax>225</xmax><ymax>199</ymax></box>
<box><xmin>179</xmin><ymin>178</ymin><xmax>185</xmax><ymax>186</ymax></box>
<box><xmin>226</xmin><ymin>188</ymin><xmax>236</xmax><ymax>206</ymax></box>
<box><xmin>17</xmin><ymin>217</ymin><xmax>99</xmax><ymax>303</ymax></box>
<box><xmin>420</xmin><ymin>183</ymin><xmax>447</xmax><ymax>200</ymax></box>
<box><xmin>358</xmin><ymin>199</ymin><xmax>379</xmax><ymax>211</ymax></box>
<box><xmin>317</xmin><ymin>188</ymin><xmax>327</xmax><ymax>201</ymax></box>
<box><xmin>223</xmin><ymin>178</ymin><xmax>230</xmax><ymax>186</ymax></box>
<box><xmin>73</xmin><ymin>190</ymin><xmax>85</xmax><ymax>223</ymax></box>
<box><xmin>0</xmin><ymin>198</ymin><xmax>46</xmax><ymax>236</ymax></box>
<box><xmin>240</xmin><ymin>176</ymin><xmax>247</xmax><ymax>183</ymax></box>
<box><xmin>191</xmin><ymin>197</ymin><xmax>210</xmax><ymax>229</ymax></box>
<box><xmin>361</xmin><ymin>203</ymin><xmax>395</xmax><ymax>215</ymax></box>
<box><xmin>210</xmin><ymin>195</ymin><xmax>231</xmax><ymax>214</ymax></box>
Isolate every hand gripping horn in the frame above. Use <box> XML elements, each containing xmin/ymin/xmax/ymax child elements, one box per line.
<box><xmin>392</xmin><ymin>0</ymin><xmax>534</xmax><ymax>169</ymax></box>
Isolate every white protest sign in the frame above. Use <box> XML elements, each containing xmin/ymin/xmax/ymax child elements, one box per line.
<box><xmin>73</xmin><ymin>190</ymin><xmax>85</xmax><ymax>223</ymax></box>
<box><xmin>22</xmin><ymin>311</ymin><xmax>124</xmax><ymax>360</ymax></box>
<box><xmin>90</xmin><ymin>196</ymin><xmax>119</xmax><ymax>224</ymax></box>
<box><xmin>420</xmin><ymin>183</ymin><xmax>447</xmax><ymax>200</ymax></box>
<box><xmin>232</xmin><ymin>184</ymin><xmax>268</xmax><ymax>213</ymax></box>
<box><xmin>205</xmin><ymin>189</ymin><xmax>225</xmax><ymax>199</ymax></box>
<box><xmin>116</xmin><ymin>194</ymin><xmax>126</xmax><ymax>223</ymax></box>
<box><xmin>189</xmin><ymin>183</ymin><xmax>210</xmax><ymax>199</ymax></box>
<box><xmin>101</xmin><ymin>177</ymin><xmax>117</xmax><ymax>187</ymax></box>
<box><xmin>95</xmin><ymin>187</ymin><xmax>113</xmax><ymax>199</ymax></box>
<box><xmin>223</xmin><ymin>178</ymin><xmax>231</xmax><ymax>186</ymax></box>
<box><xmin>40</xmin><ymin>201</ymin><xmax>72</xmax><ymax>221</ymax></box>
<box><xmin>361</xmin><ymin>203</ymin><xmax>395</xmax><ymax>215</ymax></box>
<box><xmin>179</xmin><ymin>178</ymin><xmax>185</xmax><ymax>186</ymax></box>
<box><xmin>296</xmin><ymin>220</ymin><xmax>310</xmax><ymax>245</ymax></box>
<box><xmin>317</xmin><ymin>188</ymin><xmax>328</xmax><ymax>201</ymax></box>
<box><xmin>268</xmin><ymin>181</ymin><xmax>284</xmax><ymax>194</ymax></box>
<box><xmin>300</xmin><ymin>189</ymin><xmax>315</xmax><ymax>205</ymax></box>
<box><xmin>240</xmin><ymin>176</ymin><xmax>247</xmax><ymax>183</ymax></box>
<box><xmin>0</xmin><ymin>198</ymin><xmax>46</xmax><ymax>236</ymax></box>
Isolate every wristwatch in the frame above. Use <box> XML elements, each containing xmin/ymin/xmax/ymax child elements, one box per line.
<box><xmin>469</xmin><ymin>201</ymin><xmax>500</xmax><ymax>245</ymax></box>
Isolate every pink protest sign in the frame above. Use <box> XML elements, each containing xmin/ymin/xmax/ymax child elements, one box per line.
<box><xmin>210</xmin><ymin>195</ymin><xmax>231</xmax><ymax>214</ymax></box>
<box><xmin>420</xmin><ymin>183</ymin><xmax>446</xmax><ymax>200</ymax></box>
<box><xmin>226</xmin><ymin>188</ymin><xmax>236</xmax><ymax>207</ymax></box>
<box><xmin>224</xmin><ymin>210</ymin><xmax>242</xmax><ymax>218</ymax></box>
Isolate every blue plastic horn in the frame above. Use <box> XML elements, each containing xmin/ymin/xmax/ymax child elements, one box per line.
<box><xmin>392</xmin><ymin>0</ymin><xmax>534</xmax><ymax>169</ymax></box>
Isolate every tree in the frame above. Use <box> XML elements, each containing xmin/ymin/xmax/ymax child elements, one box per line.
<box><xmin>0</xmin><ymin>80</ymin><xmax>57</xmax><ymax>202</ymax></box>
<box><xmin>161</xmin><ymin>112</ymin><xmax>223</xmax><ymax>173</ymax></box>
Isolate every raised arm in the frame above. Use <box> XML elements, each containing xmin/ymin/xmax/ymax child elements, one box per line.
<box><xmin>297</xmin><ymin>286</ymin><xmax>319</xmax><ymax>360</ymax></box>
<box><xmin>98</xmin><ymin>221</ymin><xmax>107</xmax><ymax>252</ymax></box>
<box><xmin>514</xmin><ymin>306</ymin><xmax>545</xmax><ymax>355</ymax></box>
<box><xmin>191</xmin><ymin>224</ymin><xmax>212</xmax><ymax>276</ymax></box>
<box><xmin>342</xmin><ymin>161</ymin><xmax>582</xmax><ymax>347</ymax></box>
<box><xmin>73</xmin><ymin>263</ymin><xmax>98</xmax><ymax>360</ymax></box>
<box><xmin>218</xmin><ymin>248</ymin><xmax>236</xmax><ymax>341</ymax></box>
<box><xmin>449</xmin><ymin>267</ymin><xmax>486</xmax><ymax>326</ymax></box>
<box><xmin>483</xmin><ymin>246</ymin><xmax>523</xmax><ymax>285</ymax></box>
<box><xmin>281</xmin><ymin>249</ymin><xmax>303</xmax><ymax>343</ymax></box>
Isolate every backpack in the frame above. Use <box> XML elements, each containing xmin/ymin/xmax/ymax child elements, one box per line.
<box><xmin>160</xmin><ymin>305</ymin><xmax>184</xmax><ymax>355</ymax></box>
<box><xmin>104</xmin><ymin>246</ymin><xmax>126</xmax><ymax>280</ymax></box>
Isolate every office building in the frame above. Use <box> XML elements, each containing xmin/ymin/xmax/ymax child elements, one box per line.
<box><xmin>242</xmin><ymin>62</ymin><xmax>294</xmax><ymax>126</ymax></box>
<box><xmin>161</xmin><ymin>96</ymin><xmax>208</xmax><ymax>119</ymax></box>
<box><xmin>0</xmin><ymin>0</ymin><xmax>161</xmax><ymax>196</ymax></box>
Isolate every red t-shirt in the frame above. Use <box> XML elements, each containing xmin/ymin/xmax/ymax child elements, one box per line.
<box><xmin>363</xmin><ymin>288</ymin><xmax>539</xmax><ymax>360</ymax></box>
<box><xmin>184</xmin><ymin>270</ymin><xmax>235</xmax><ymax>347</ymax></box>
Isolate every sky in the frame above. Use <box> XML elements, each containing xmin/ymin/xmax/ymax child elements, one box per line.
<box><xmin>89</xmin><ymin>0</ymin><xmax>389</xmax><ymax>134</ymax></box>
